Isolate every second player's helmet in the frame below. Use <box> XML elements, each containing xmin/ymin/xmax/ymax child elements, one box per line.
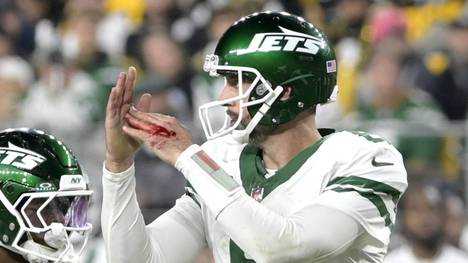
<box><xmin>0</xmin><ymin>128</ymin><xmax>92</xmax><ymax>263</ymax></box>
<box><xmin>200</xmin><ymin>11</ymin><xmax>337</xmax><ymax>141</ymax></box>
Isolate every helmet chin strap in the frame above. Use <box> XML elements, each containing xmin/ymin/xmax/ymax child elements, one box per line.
<box><xmin>22</xmin><ymin>241</ymin><xmax>53</xmax><ymax>263</ymax></box>
<box><xmin>21</xmin><ymin>224</ymin><xmax>77</xmax><ymax>263</ymax></box>
<box><xmin>44</xmin><ymin>223</ymin><xmax>67</xmax><ymax>249</ymax></box>
<box><xmin>22</xmin><ymin>240</ymin><xmax>77</xmax><ymax>263</ymax></box>
<box><xmin>232</xmin><ymin>86</ymin><xmax>284</xmax><ymax>143</ymax></box>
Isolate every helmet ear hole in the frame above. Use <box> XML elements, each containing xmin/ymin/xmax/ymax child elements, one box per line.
<box><xmin>5</xmin><ymin>185</ymin><xmax>14</xmax><ymax>194</ymax></box>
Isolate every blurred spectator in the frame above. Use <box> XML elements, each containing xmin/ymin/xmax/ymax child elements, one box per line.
<box><xmin>344</xmin><ymin>40</ymin><xmax>448</xmax><ymax>177</ymax></box>
<box><xmin>61</xmin><ymin>11</ymin><xmax>107</xmax><ymax>71</ymax></box>
<box><xmin>59</xmin><ymin>7</ymin><xmax>121</xmax><ymax>123</ymax></box>
<box><xmin>0</xmin><ymin>29</ymin><xmax>13</xmax><ymax>57</ymax></box>
<box><xmin>385</xmin><ymin>182</ymin><xmax>468</xmax><ymax>262</ymax></box>
<box><xmin>138</xmin><ymin>31</ymin><xmax>194</xmax><ymax>108</ymax></box>
<box><xmin>97</xmin><ymin>11</ymin><xmax>133</xmax><ymax>59</ymax></box>
<box><xmin>300</xmin><ymin>0</ymin><xmax>325</xmax><ymax>30</ymax></box>
<box><xmin>0</xmin><ymin>1</ymin><xmax>37</xmax><ymax>59</ymax></box>
<box><xmin>137</xmin><ymin>75</ymin><xmax>192</xmax><ymax>122</ymax></box>
<box><xmin>18</xmin><ymin>51</ymin><xmax>96</xmax><ymax>136</ymax></box>
<box><xmin>326</xmin><ymin>3</ymin><xmax>398</xmax><ymax>119</ymax></box>
<box><xmin>368</xmin><ymin>5</ymin><xmax>406</xmax><ymax>45</ymax></box>
<box><xmin>327</xmin><ymin>0</ymin><xmax>371</xmax><ymax>43</ymax></box>
<box><xmin>336</xmin><ymin>4</ymin><xmax>411</xmax><ymax>115</ymax></box>
<box><xmin>0</xmin><ymin>56</ymin><xmax>33</xmax><ymax>126</ymax></box>
<box><xmin>141</xmin><ymin>32</ymin><xmax>184</xmax><ymax>82</ymax></box>
<box><xmin>143</xmin><ymin>0</ymin><xmax>177</xmax><ymax>30</ymax></box>
<box><xmin>414</xmin><ymin>15</ymin><xmax>468</xmax><ymax>121</ymax></box>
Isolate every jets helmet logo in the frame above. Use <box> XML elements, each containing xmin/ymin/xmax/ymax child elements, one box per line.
<box><xmin>233</xmin><ymin>26</ymin><xmax>323</xmax><ymax>55</ymax></box>
<box><xmin>0</xmin><ymin>142</ymin><xmax>46</xmax><ymax>170</ymax></box>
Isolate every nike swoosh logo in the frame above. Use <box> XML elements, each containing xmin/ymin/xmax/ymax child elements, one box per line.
<box><xmin>371</xmin><ymin>157</ymin><xmax>394</xmax><ymax>167</ymax></box>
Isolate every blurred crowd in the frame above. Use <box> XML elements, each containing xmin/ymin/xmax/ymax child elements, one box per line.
<box><xmin>1</xmin><ymin>0</ymin><xmax>468</xmax><ymax>262</ymax></box>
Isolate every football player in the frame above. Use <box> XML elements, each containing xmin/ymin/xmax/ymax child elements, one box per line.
<box><xmin>0</xmin><ymin>128</ymin><xmax>93</xmax><ymax>263</ymax></box>
<box><xmin>102</xmin><ymin>11</ymin><xmax>407</xmax><ymax>262</ymax></box>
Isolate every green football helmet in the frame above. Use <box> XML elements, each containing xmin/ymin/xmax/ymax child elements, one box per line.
<box><xmin>0</xmin><ymin>128</ymin><xmax>92</xmax><ymax>263</ymax></box>
<box><xmin>200</xmin><ymin>11</ymin><xmax>337</xmax><ymax>142</ymax></box>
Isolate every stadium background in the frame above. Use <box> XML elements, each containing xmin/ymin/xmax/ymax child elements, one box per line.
<box><xmin>0</xmin><ymin>0</ymin><xmax>467</xmax><ymax>262</ymax></box>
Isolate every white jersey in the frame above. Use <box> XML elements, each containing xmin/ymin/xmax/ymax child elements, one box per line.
<box><xmin>384</xmin><ymin>245</ymin><xmax>468</xmax><ymax>263</ymax></box>
<box><xmin>102</xmin><ymin>130</ymin><xmax>407</xmax><ymax>263</ymax></box>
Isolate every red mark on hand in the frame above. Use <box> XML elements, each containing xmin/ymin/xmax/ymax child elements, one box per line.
<box><xmin>126</xmin><ymin>114</ymin><xmax>176</xmax><ymax>137</ymax></box>
<box><xmin>148</xmin><ymin>124</ymin><xmax>176</xmax><ymax>137</ymax></box>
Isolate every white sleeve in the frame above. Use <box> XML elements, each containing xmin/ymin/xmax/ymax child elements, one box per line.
<box><xmin>101</xmin><ymin>164</ymin><xmax>206</xmax><ymax>263</ymax></box>
<box><xmin>316</xmin><ymin>142</ymin><xmax>408</xmax><ymax>243</ymax></box>
<box><xmin>175</xmin><ymin>145</ymin><xmax>364</xmax><ymax>262</ymax></box>
<box><xmin>220</xmin><ymin>197</ymin><xmax>364</xmax><ymax>262</ymax></box>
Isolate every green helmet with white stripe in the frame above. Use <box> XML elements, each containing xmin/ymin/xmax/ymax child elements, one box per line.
<box><xmin>200</xmin><ymin>11</ymin><xmax>337</xmax><ymax>141</ymax></box>
<box><xmin>0</xmin><ymin>128</ymin><xmax>92</xmax><ymax>263</ymax></box>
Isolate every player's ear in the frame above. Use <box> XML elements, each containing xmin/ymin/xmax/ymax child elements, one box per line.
<box><xmin>279</xmin><ymin>86</ymin><xmax>293</xmax><ymax>102</ymax></box>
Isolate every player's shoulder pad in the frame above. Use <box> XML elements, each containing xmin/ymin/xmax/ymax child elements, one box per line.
<box><xmin>336</xmin><ymin>130</ymin><xmax>399</xmax><ymax>151</ymax></box>
<box><xmin>324</xmin><ymin>131</ymin><xmax>404</xmax><ymax>166</ymax></box>
<box><xmin>328</xmin><ymin>130</ymin><xmax>407</xmax><ymax>185</ymax></box>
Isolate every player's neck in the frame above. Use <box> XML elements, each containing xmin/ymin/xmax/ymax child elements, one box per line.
<box><xmin>0</xmin><ymin>247</ymin><xmax>26</xmax><ymax>263</ymax></box>
<box><xmin>260</xmin><ymin>115</ymin><xmax>321</xmax><ymax>170</ymax></box>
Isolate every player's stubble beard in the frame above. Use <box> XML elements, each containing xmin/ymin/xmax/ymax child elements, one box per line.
<box><xmin>227</xmin><ymin>109</ymin><xmax>275</xmax><ymax>146</ymax></box>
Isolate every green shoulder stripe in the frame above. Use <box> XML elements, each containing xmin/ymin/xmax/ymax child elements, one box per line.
<box><xmin>329</xmin><ymin>186</ymin><xmax>393</xmax><ymax>226</ymax></box>
<box><xmin>350</xmin><ymin>131</ymin><xmax>387</xmax><ymax>144</ymax></box>
<box><xmin>327</xmin><ymin>176</ymin><xmax>402</xmax><ymax>204</ymax></box>
<box><xmin>239</xmin><ymin>135</ymin><xmax>330</xmax><ymax>200</ymax></box>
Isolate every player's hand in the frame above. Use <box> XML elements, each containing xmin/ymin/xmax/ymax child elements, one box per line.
<box><xmin>122</xmin><ymin>107</ymin><xmax>193</xmax><ymax>166</ymax></box>
<box><xmin>104</xmin><ymin>67</ymin><xmax>151</xmax><ymax>173</ymax></box>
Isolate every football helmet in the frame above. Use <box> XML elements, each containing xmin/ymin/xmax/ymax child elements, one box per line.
<box><xmin>0</xmin><ymin>128</ymin><xmax>92</xmax><ymax>262</ymax></box>
<box><xmin>200</xmin><ymin>11</ymin><xmax>337</xmax><ymax>142</ymax></box>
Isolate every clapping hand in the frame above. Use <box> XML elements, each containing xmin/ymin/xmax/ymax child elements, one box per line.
<box><xmin>104</xmin><ymin>67</ymin><xmax>151</xmax><ymax>172</ymax></box>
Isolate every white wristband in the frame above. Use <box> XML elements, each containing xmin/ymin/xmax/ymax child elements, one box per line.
<box><xmin>176</xmin><ymin>144</ymin><xmax>243</xmax><ymax>217</ymax></box>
